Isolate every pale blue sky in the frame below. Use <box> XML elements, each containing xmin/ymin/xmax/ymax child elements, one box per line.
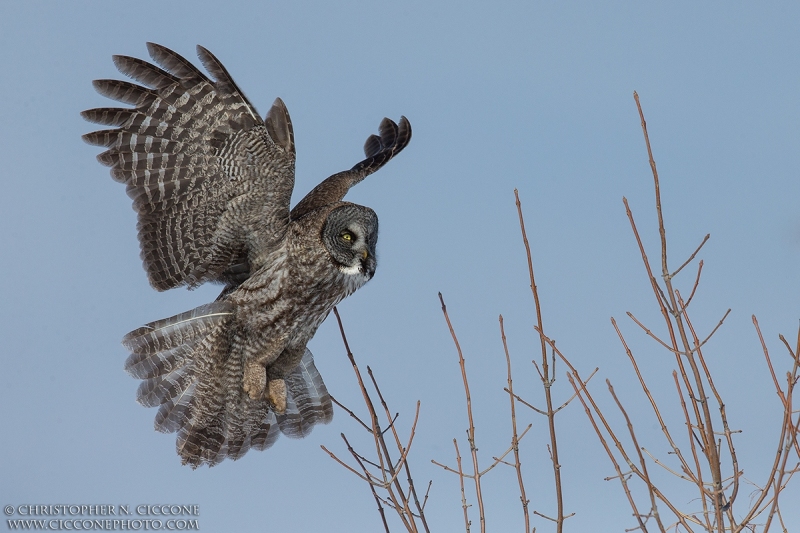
<box><xmin>2</xmin><ymin>2</ymin><xmax>799</xmax><ymax>531</ymax></box>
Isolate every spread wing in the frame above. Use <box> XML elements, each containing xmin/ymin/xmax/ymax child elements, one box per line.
<box><xmin>290</xmin><ymin>116</ymin><xmax>411</xmax><ymax>219</ymax></box>
<box><xmin>82</xmin><ymin>43</ymin><xmax>296</xmax><ymax>290</ymax></box>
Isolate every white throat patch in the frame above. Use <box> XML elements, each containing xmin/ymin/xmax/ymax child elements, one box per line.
<box><xmin>338</xmin><ymin>264</ymin><xmax>362</xmax><ymax>275</ymax></box>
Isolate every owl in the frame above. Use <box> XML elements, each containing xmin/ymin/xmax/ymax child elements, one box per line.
<box><xmin>82</xmin><ymin>43</ymin><xmax>411</xmax><ymax>467</ymax></box>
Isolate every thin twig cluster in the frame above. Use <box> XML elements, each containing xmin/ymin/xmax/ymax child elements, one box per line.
<box><xmin>322</xmin><ymin>92</ymin><xmax>800</xmax><ymax>533</ymax></box>
<box><xmin>555</xmin><ymin>92</ymin><xmax>800</xmax><ymax>532</ymax></box>
<box><xmin>322</xmin><ymin>308</ymin><xmax>431</xmax><ymax>533</ymax></box>
<box><xmin>432</xmin><ymin>292</ymin><xmax>536</xmax><ymax>533</ymax></box>
<box><xmin>431</xmin><ymin>190</ymin><xmax>609</xmax><ymax>533</ymax></box>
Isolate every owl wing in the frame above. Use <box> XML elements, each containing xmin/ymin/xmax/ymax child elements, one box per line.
<box><xmin>290</xmin><ymin>116</ymin><xmax>411</xmax><ymax>219</ymax></box>
<box><xmin>82</xmin><ymin>43</ymin><xmax>296</xmax><ymax>290</ymax></box>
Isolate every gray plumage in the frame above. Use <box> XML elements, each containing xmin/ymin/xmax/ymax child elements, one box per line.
<box><xmin>82</xmin><ymin>43</ymin><xmax>411</xmax><ymax>467</ymax></box>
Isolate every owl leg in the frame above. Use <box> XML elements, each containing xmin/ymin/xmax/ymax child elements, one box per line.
<box><xmin>242</xmin><ymin>336</ymin><xmax>288</xmax><ymax>401</ymax></box>
<box><xmin>243</xmin><ymin>361</ymin><xmax>267</xmax><ymax>400</ymax></box>
<box><xmin>267</xmin><ymin>378</ymin><xmax>287</xmax><ymax>413</ymax></box>
<box><xmin>265</xmin><ymin>345</ymin><xmax>307</xmax><ymax>414</ymax></box>
<box><xmin>243</xmin><ymin>362</ymin><xmax>285</xmax><ymax>411</ymax></box>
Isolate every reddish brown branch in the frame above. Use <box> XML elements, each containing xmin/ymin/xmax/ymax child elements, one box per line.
<box><xmin>515</xmin><ymin>189</ymin><xmax>568</xmax><ymax>531</ymax></box>
<box><xmin>324</xmin><ymin>307</ymin><xmax>428</xmax><ymax>532</ymax></box>
<box><xmin>682</xmin><ymin>260</ymin><xmax>704</xmax><ymax>311</ymax></box>
<box><xmin>634</xmin><ymin>93</ymin><xmax>724</xmax><ymax>526</ymax></box>
<box><xmin>455</xmin><ymin>439</ymin><xmax>471</xmax><ymax>533</ymax></box>
<box><xmin>606</xmin><ymin>380</ymin><xmax>666</xmax><ymax>532</ymax></box>
<box><xmin>439</xmin><ymin>293</ymin><xmax>486</xmax><ymax>533</ymax></box>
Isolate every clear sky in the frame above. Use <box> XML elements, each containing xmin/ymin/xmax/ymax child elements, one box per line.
<box><xmin>2</xmin><ymin>1</ymin><xmax>799</xmax><ymax>531</ymax></box>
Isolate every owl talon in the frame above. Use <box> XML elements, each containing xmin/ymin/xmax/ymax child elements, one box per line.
<box><xmin>267</xmin><ymin>378</ymin><xmax>287</xmax><ymax>414</ymax></box>
<box><xmin>243</xmin><ymin>362</ymin><xmax>266</xmax><ymax>400</ymax></box>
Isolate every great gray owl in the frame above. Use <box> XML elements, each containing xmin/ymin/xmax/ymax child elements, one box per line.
<box><xmin>82</xmin><ymin>43</ymin><xmax>411</xmax><ymax>467</ymax></box>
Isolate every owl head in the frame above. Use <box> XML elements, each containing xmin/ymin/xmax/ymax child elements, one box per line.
<box><xmin>322</xmin><ymin>204</ymin><xmax>378</xmax><ymax>280</ymax></box>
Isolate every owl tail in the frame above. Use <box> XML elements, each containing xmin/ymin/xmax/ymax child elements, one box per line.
<box><xmin>278</xmin><ymin>350</ymin><xmax>335</xmax><ymax>438</ymax></box>
<box><xmin>122</xmin><ymin>302</ymin><xmax>233</xmax><ymax>433</ymax></box>
<box><xmin>122</xmin><ymin>302</ymin><xmax>334</xmax><ymax>468</ymax></box>
<box><xmin>204</xmin><ymin>348</ymin><xmax>335</xmax><ymax>467</ymax></box>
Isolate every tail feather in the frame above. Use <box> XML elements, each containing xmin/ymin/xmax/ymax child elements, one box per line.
<box><xmin>123</xmin><ymin>303</ymin><xmax>233</xmax><ymax>354</ymax></box>
<box><xmin>125</xmin><ymin>343</ymin><xmax>196</xmax><ymax>380</ymax></box>
<box><xmin>176</xmin><ymin>420</ymin><xmax>226</xmax><ymax>468</ymax></box>
<box><xmin>154</xmin><ymin>381</ymin><xmax>197</xmax><ymax>433</ymax></box>
<box><xmin>175</xmin><ymin>370</ymin><xmax>228</xmax><ymax>467</ymax></box>
<box><xmin>277</xmin><ymin>349</ymin><xmax>334</xmax><ymax>438</ymax></box>
<box><xmin>250</xmin><ymin>413</ymin><xmax>282</xmax><ymax>452</ymax></box>
<box><xmin>136</xmin><ymin>364</ymin><xmax>194</xmax><ymax>408</ymax></box>
<box><xmin>218</xmin><ymin>396</ymin><xmax>267</xmax><ymax>462</ymax></box>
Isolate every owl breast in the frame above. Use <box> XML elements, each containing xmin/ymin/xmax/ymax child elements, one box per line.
<box><xmin>226</xmin><ymin>232</ymin><xmax>371</xmax><ymax>359</ymax></box>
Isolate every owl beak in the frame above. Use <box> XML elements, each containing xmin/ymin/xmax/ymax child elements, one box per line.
<box><xmin>359</xmin><ymin>248</ymin><xmax>375</xmax><ymax>279</ymax></box>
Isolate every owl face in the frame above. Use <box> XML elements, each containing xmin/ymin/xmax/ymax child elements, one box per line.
<box><xmin>322</xmin><ymin>204</ymin><xmax>378</xmax><ymax>280</ymax></box>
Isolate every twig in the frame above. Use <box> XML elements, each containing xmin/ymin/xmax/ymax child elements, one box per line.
<box><xmin>669</xmin><ymin>234</ymin><xmax>710</xmax><ymax>280</ymax></box>
<box><xmin>607</xmin><ymin>380</ymin><xmax>666</xmax><ymax>532</ymax></box>
<box><xmin>455</xmin><ymin>439</ymin><xmax>471</xmax><ymax>533</ymax></box>
<box><xmin>626</xmin><ymin>308</ymin><xmax>731</xmax><ymax>358</ymax></box>
<box><xmin>324</xmin><ymin>307</ymin><xmax>428</xmax><ymax>532</ymax></box>
<box><xmin>480</xmin><ymin>425</ymin><xmax>533</xmax><ymax>476</ymax></box>
<box><xmin>611</xmin><ymin>316</ymin><xmax>699</xmax><ymax>475</ymax></box>
<box><xmin>567</xmin><ymin>373</ymin><xmax>649</xmax><ymax>533</ymax></box>
<box><xmin>679</xmin><ymin>297</ymin><xmax>738</xmax><ymax>523</ymax></box>
<box><xmin>343</xmin><ymin>433</ymin><xmax>391</xmax><ymax>533</ymax></box>
<box><xmin>672</xmin><ymin>370</ymin><xmax>714</xmax><ymax>528</ymax></box>
<box><xmin>365</xmin><ymin>366</ymin><xmax>431</xmax><ymax>532</ymax></box>
<box><xmin>567</xmin><ymin>371</ymin><xmax>697</xmax><ymax>532</ymax></box>
<box><xmin>635</xmin><ymin>92</ymin><xmax>724</xmax><ymax>524</ymax></box>
<box><xmin>505</xmin><ymin>368</ymin><xmax>597</xmax><ymax>417</ymax></box>
<box><xmin>330</xmin><ymin>395</ymin><xmax>373</xmax><ymax>433</ymax></box>
<box><xmin>439</xmin><ymin>293</ymin><xmax>486</xmax><ymax>533</ymax></box>
<box><xmin>515</xmin><ymin>189</ymin><xmax>567</xmax><ymax>531</ymax></box>
<box><xmin>681</xmin><ymin>260</ymin><xmax>704</xmax><ymax>311</ymax></box>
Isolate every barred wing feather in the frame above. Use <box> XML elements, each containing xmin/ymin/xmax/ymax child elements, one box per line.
<box><xmin>82</xmin><ymin>43</ymin><xmax>296</xmax><ymax>290</ymax></box>
<box><xmin>290</xmin><ymin>116</ymin><xmax>411</xmax><ymax>219</ymax></box>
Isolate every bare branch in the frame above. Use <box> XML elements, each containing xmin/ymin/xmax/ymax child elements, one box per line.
<box><xmin>682</xmin><ymin>260</ymin><xmax>704</xmax><ymax>311</ymax></box>
<box><xmin>439</xmin><ymin>292</ymin><xmax>486</xmax><ymax>532</ymax></box>
<box><xmin>505</xmin><ymin>369</ymin><xmax>598</xmax><ymax>418</ymax></box>
<box><xmin>515</xmin><ymin>189</ymin><xmax>568</xmax><ymax>531</ymax></box>
<box><xmin>669</xmin><ymin>234</ymin><xmax>710</xmax><ymax>280</ymax></box>
<box><xmin>327</xmin><ymin>308</ymin><xmax>428</xmax><ymax>532</ymax></box>
<box><xmin>607</xmin><ymin>380</ymin><xmax>667</xmax><ymax>532</ymax></box>
<box><xmin>330</xmin><ymin>395</ymin><xmax>373</xmax><ymax>433</ymax></box>
<box><xmin>455</xmin><ymin>439</ymin><xmax>471</xmax><ymax>533</ymax></box>
<box><xmin>321</xmin><ymin>442</ymin><xmax>376</xmax><ymax>485</ymax></box>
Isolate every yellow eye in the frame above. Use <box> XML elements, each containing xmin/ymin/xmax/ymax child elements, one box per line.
<box><xmin>341</xmin><ymin>232</ymin><xmax>353</xmax><ymax>241</ymax></box>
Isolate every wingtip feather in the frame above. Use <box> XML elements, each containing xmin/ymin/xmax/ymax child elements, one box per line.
<box><xmin>265</xmin><ymin>97</ymin><xmax>295</xmax><ymax>155</ymax></box>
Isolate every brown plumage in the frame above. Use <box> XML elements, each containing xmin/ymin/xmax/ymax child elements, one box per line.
<box><xmin>83</xmin><ymin>43</ymin><xmax>411</xmax><ymax>467</ymax></box>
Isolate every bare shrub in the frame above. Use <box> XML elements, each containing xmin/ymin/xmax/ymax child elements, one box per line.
<box><xmin>325</xmin><ymin>93</ymin><xmax>800</xmax><ymax>533</ymax></box>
